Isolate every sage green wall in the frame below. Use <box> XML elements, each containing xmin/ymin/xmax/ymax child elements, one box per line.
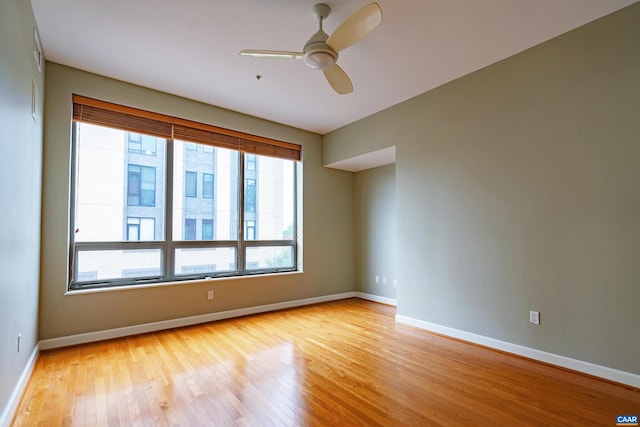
<box><xmin>40</xmin><ymin>63</ymin><xmax>354</xmax><ymax>340</ymax></box>
<box><xmin>325</xmin><ymin>4</ymin><xmax>640</xmax><ymax>375</ymax></box>
<box><xmin>354</xmin><ymin>164</ymin><xmax>396</xmax><ymax>299</ymax></box>
<box><xmin>0</xmin><ymin>0</ymin><xmax>44</xmax><ymax>419</ymax></box>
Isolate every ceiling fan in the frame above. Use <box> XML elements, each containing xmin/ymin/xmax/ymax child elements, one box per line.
<box><xmin>239</xmin><ymin>3</ymin><xmax>383</xmax><ymax>95</ymax></box>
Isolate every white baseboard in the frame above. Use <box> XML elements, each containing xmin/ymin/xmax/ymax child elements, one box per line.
<box><xmin>0</xmin><ymin>345</ymin><xmax>39</xmax><ymax>427</ymax></box>
<box><xmin>354</xmin><ymin>292</ymin><xmax>397</xmax><ymax>306</ymax></box>
<box><xmin>39</xmin><ymin>292</ymin><xmax>357</xmax><ymax>350</ymax></box>
<box><xmin>396</xmin><ymin>314</ymin><xmax>640</xmax><ymax>389</ymax></box>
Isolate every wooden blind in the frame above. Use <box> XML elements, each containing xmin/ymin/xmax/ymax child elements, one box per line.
<box><xmin>72</xmin><ymin>95</ymin><xmax>301</xmax><ymax>161</ymax></box>
<box><xmin>173</xmin><ymin>125</ymin><xmax>240</xmax><ymax>152</ymax></box>
<box><xmin>72</xmin><ymin>103</ymin><xmax>173</xmax><ymax>139</ymax></box>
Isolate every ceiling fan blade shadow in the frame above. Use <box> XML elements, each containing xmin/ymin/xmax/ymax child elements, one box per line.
<box><xmin>326</xmin><ymin>3</ymin><xmax>382</xmax><ymax>53</ymax></box>
<box><xmin>239</xmin><ymin>50</ymin><xmax>303</xmax><ymax>59</ymax></box>
<box><xmin>323</xmin><ymin>64</ymin><xmax>353</xmax><ymax>95</ymax></box>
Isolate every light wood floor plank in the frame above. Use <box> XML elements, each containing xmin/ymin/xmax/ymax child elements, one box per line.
<box><xmin>12</xmin><ymin>298</ymin><xmax>640</xmax><ymax>426</ymax></box>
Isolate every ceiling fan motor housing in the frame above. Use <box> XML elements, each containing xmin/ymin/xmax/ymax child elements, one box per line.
<box><xmin>303</xmin><ymin>30</ymin><xmax>337</xmax><ymax>70</ymax></box>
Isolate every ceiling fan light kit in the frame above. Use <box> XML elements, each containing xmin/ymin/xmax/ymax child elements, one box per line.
<box><xmin>304</xmin><ymin>50</ymin><xmax>336</xmax><ymax>70</ymax></box>
<box><xmin>239</xmin><ymin>3</ymin><xmax>382</xmax><ymax>94</ymax></box>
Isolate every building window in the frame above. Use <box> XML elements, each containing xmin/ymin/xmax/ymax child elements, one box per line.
<box><xmin>127</xmin><ymin>217</ymin><xmax>155</xmax><ymax>241</ymax></box>
<box><xmin>184</xmin><ymin>218</ymin><xmax>196</xmax><ymax>240</ymax></box>
<box><xmin>185</xmin><ymin>171</ymin><xmax>197</xmax><ymax>198</ymax></box>
<box><xmin>245</xmin><ymin>220</ymin><xmax>255</xmax><ymax>240</ymax></box>
<box><xmin>127</xmin><ymin>164</ymin><xmax>156</xmax><ymax>206</ymax></box>
<box><xmin>202</xmin><ymin>219</ymin><xmax>213</xmax><ymax>240</ymax></box>
<box><xmin>245</xmin><ymin>178</ymin><xmax>256</xmax><ymax>212</ymax></box>
<box><xmin>127</xmin><ymin>133</ymin><xmax>142</xmax><ymax>152</ymax></box>
<box><xmin>128</xmin><ymin>132</ymin><xmax>157</xmax><ymax>155</ymax></box>
<box><xmin>246</xmin><ymin>154</ymin><xmax>256</xmax><ymax>170</ymax></box>
<box><xmin>70</xmin><ymin>97</ymin><xmax>300</xmax><ymax>290</ymax></box>
<box><xmin>203</xmin><ymin>173</ymin><xmax>214</xmax><ymax>199</ymax></box>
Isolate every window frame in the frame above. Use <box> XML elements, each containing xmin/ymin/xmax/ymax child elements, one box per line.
<box><xmin>68</xmin><ymin>96</ymin><xmax>301</xmax><ymax>290</ymax></box>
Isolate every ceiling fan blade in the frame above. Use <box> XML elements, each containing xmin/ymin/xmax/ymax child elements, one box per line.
<box><xmin>323</xmin><ymin>64</ymin><xmax>353</xmax><ymax>95</ymax></box>
<box><xmin>239</xmin><ymin>50</ymin><xmax>303</xmax><ymax>59</ymax></box>
<box><xmin>326</xmin><ymin>3</ymin><xmax>382</xmax><ymax>53</ymax></box>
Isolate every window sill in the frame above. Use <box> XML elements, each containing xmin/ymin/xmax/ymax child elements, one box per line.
<box><xmin>65</xmin><ymin>270</ymin><xmax>304</xmax><ymax>296</ymax></box>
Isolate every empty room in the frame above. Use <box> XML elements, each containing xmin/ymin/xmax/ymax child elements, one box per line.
<box><xmin>1</xmin><ymin>0</ymin><xmax>639</xmax><ymax>425</ymax></box>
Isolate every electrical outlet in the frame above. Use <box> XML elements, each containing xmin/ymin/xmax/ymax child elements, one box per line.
<box><xmin>207</xmin><ymin>290</ymin><xmax>214</xmax><ymax>300</ymax></box>
<box><xmin>529</xmin><ymin>310</ymin><xmax>540</xmax><ymax>325</ymax></box>
<box><xmin>393</xmin><ymin>280</ymin><xmax>398</xmax><ymax>288</ymax></box>
<box><xmin>382</xmin><ymin>276</ymin><xmax>387</xmax><ymax>285</ymax></box>
<box><xmin>375</xmin><ymin>276</ymin><xmax>379</xmax><ymax>283</ymax></box>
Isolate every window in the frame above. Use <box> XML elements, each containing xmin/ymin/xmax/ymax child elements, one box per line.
<box><xmin>127</xmin><ymin>217</ymin><xmax>155</xmax><ymax>241</ymax></box>
<box><xmin>127</xmin><ymin>133</ymin><xmax>142</xmax><ymax>152</ymax></box>
<box><xmin>246</xmin><ymin>154</ymin><xmax>256</xmax><ymax>170</ymax></box>
<box><xmin>70</xmin><ymin>95</ymin><xmax>300</xmax><ymax>289</ymax></box>
<box><xmin>128</xmin><ymin>164</ymin><xmax>156</xmax><ymax>206</ymax></box>
<box><xmin>245</xmin><ymin>220</ymin><xmax>255</xmax><ymax>240</ymax></box>
<box><xmin>184</xmin><ymin>218</ymin><xmax>196</xmax><ymax>240</ymax></box>
<box><xmin>128</xmin><ymin>132</ymin><xmax>157</xmax><ymax>155</ymax></box>
<box><xmin>203</xmin><ymin>173</ymin><xmax>214</xmax><ymax>199</ymax></box>
<box><xmin>185</xmin><ymin>171</ymin><xmax>197</xmax><ymax>198</ymax></box>
<box><xmin>202</xmin><ymin>219</ymin><xmax>213</xmax><ymax>240</ymax></box>
<box><xmin>245</xmin><ymin>178</ymin><xmax>256</xmax><ymax>212</ymax></box>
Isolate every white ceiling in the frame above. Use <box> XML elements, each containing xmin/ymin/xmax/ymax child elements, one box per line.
<box><xmin>31</xmin><ymin>0</ymin><xmax>637</xmax><ymax>135</ymax></box>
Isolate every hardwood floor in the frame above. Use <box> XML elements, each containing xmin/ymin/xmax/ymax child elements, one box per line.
<box><xmin>12</xmin><ymin>298</ymin><xmax>639</xmax><ymax>426</ymax></box>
